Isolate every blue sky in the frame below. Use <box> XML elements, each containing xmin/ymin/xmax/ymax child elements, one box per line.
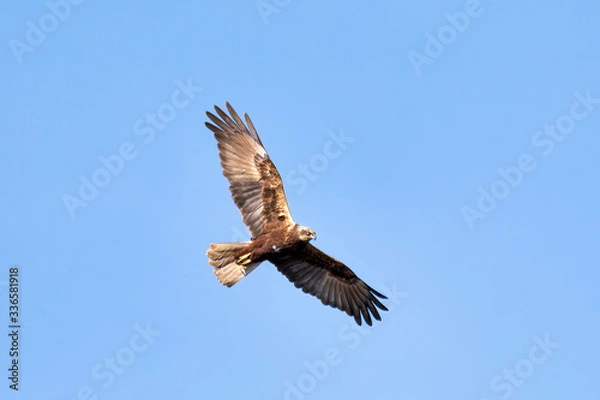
<box><xmin>1</xmin><ymin>1</ymin><xmax>599</xmax><ymax>399</ymax></box>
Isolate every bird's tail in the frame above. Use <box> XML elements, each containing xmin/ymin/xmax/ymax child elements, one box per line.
<box><xmin>206</xmin><ymin>242</ymin><xmax>261</xmax><ymax>287</ymax></box>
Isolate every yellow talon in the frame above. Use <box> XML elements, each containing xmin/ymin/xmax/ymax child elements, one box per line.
<box><xmin>237</xmin><ymin>253</ymin><xmax>252</xmax><ymax>265</ymax></box>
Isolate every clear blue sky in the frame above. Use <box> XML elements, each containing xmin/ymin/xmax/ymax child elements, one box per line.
<box><xmin>1</xmin><ymin>1</ymin><xmax>599</xmax><ymax>399</ymax></box>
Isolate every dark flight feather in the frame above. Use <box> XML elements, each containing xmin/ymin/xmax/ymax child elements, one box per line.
<box><xmin>269</xmin><ymin>244</ymin><xmax>388</xmax><ymax>326</ymax></box>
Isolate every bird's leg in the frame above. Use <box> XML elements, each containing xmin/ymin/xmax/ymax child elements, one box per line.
<box><xmin>237</xmin><ymin>253</ymin><xmax>252</xmax><ymax>265</ymax></box>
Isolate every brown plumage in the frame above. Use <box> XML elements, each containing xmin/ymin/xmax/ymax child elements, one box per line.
<box><xmin>205</xmin><ymin>103</ymin><xmax>387</xmax><ymax>325</ymax></box>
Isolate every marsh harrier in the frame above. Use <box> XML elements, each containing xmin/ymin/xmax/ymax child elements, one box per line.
<box><xmin>205</xmin><ymin>103</ymin><xmax>387</xmax><ymax>325</ymax></box>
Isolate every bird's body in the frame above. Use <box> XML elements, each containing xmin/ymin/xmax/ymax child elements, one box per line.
<box><xmin>214</xmin><ymin>224</ymin><xmax>305</xmax><ymax>267</ymax></box>
<box><xmin>205</xmin><ymin>103</ymin><xmax>388</xmax><ymax>325</ymax></box>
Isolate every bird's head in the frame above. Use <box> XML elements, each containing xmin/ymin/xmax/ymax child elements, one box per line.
<box><xmin>297</xmin><ymin>226</ymin><xmax>317</xmax><ymax>242</ymax></box>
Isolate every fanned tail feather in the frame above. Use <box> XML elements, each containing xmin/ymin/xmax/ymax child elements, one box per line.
<box><xmin>206</xmin><ymin>242</ymin><xmax>261</xmax><ymax>287</ymax></box>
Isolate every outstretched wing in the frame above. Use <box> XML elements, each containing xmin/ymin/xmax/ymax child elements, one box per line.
<box><xmin>270</xmin><ymin>243</ymin><xmax>388</xmax><ymax>326</ymax></box>
<box><xmin>205</xmin><ymin>103</ymin><xmax>294</xmax><ymax>238</ymax></box>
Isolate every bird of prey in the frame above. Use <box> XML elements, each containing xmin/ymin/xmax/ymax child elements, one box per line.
<box><xmin>205</xmin><ymin>103</ymin><xmax>387</xmax><ymax>325</ymax></box>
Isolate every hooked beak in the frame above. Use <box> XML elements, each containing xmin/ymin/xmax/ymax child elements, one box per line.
<box><xmin>311</xmin><ymin>232</ymin><xmax>317</xmax><ymax>241</ymax></box>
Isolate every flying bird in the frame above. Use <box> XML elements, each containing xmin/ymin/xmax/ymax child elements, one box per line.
<box><xmin>205</xmin><ymin>103</ymin><xmax>387</xmax><ymax>325</ymax></box>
